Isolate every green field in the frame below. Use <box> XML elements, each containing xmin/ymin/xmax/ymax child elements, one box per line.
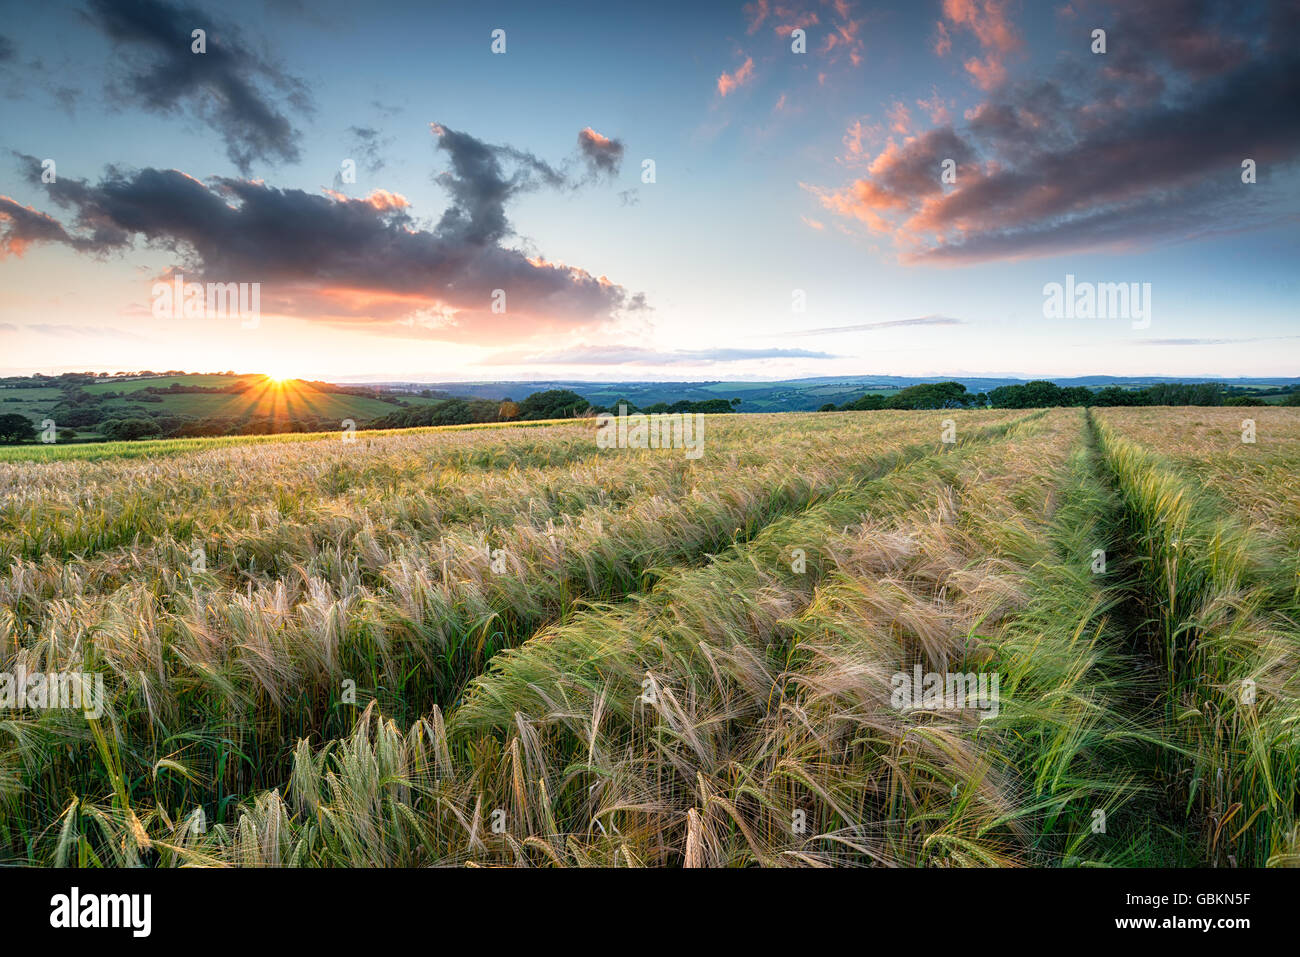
<box><xmin>0</xmin><ymin>374</ymin><xmax>427</xmax><ymax>442</ymax></box>
<box><xmin>0</xmin><ymin>408</ymin><xmax>1297</xmax><ymax>866</ymax></box>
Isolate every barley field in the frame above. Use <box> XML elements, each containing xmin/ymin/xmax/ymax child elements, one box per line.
<box><xmin>1</xmin><ymin>408</ymin><xmax>1296</xmax><ymax>867</ymax></box>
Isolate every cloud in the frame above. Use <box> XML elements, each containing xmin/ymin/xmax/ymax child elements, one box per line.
<box><xmin>344</xmin><ymin>126</ymin><xmax>392</xmax><ymax>176</ymax></box>
<box><xmin>577</xmin><ymin>127</ymin><xmax>625</xmax><ymax>178</ymax></box>
<box><xmin>17</xmin><ymin>322</ymin><xmax>150</xmax><ymax>341</ymax></box>
<box><xmin>785</xmin><ymin>315</ymin><xmax>965</xmax><ymax>337</ymax></box>
<box><xmin>916</xmin><ymin>89</ymin><xmax>952</xmax><ymax>125</ymax></box>
<box><xmin>718</xmin><ymin>57</ymin><xmax>755</xmax><ymax>97</ymax></box>
<box><xmin>0</xmin><ymin>194</ymin><xmax>84</xmax><ymax>256</ymax></box>
<box><xmin>2</xmin><ymin>125</ymin><xmax>647</xmax><ymax>345</ymax></box>
<box><xmin>933</xmin><ymin>21</ymin><xmax>951</xmax><ymax>56</ymax></box>
<box><xmin>82</xmin><ymin>0</ymin><xmax>312</xmax><ymax>173</ymax></box>
<box><xmin>809</xmin><ymin>1</ymin><xmax>1300</xmax><ymax>265</ymax></box>
<box><xmin>939</xmin><ymin>0</ymin><xmax>1021</xmax><ymax>90</ymax></box>
<box><xmin>744</xmin><ymin>0</ymin><xmax>770</xmax><ymax>34</ymax></box>
<box><xmin>0</xmin><ymin>34</ymin><xmax>16</xmax><ymax>62</ymax></box>
<box><xmin>818</xmin><ymin>9</ymin><xmax>866</xmax><ymax>67</ymax></box>
<box><xmin>486</xmin><ymin>345</ymin><xmax>840</xmax><ymax>366</ymax></box>
<box><xmin>761</xmin><ymin>1</ymin><xmax>864</xmax><ymax>68</ymax></box>
<box><xmin>1135</xmin><ymin>335</ymin><xmax>1300</xmax><ymax>346</ymax></box>
<box><xmin>428</xmin><ymin>123</ymin><xmax>567</xmax><ymax>245</ymax></box>
<box><xmin>886</xmin><ymin>101</ymin><xmax>912</xmax><ymax>135</ymax></box>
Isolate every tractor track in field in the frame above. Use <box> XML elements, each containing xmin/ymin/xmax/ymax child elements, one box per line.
<box><xmin>1078</xmin><ymin>409</ymin><xmax>1202</xmax><ymax>865</ymax></box>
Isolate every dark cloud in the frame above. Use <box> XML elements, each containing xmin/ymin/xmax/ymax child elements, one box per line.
<box><xmin>430</xmin><ymin>122</ymin><xmax>566</xmax><ymax>245</ymax></box>
<box><xmin>0</xmin><ymin>35</ymin><xmax>16</xmax><ymax>61</ymax></box>
<box><xmin>813</xmin><ymin>0</ymin><xmax>1300</xmax><ymax>264</ymax></box>
<box><xmin>2</xmin><ymin>126</ymin><xmax>645</xmax><ymax>345</ymax></box>
<box><xmin>577</xmin><ymin>127</ymin><xmax>625</xmax><ymax>178</ymax></box>
<box><xmin>82</xmin><ymin>0</ymin><xmax>311</xmax><ymax>173</ymax></box>
<box><xmin>0</xmin><ymin>194</ymin><xmax>86</xmax><ymax>256</ymax></box>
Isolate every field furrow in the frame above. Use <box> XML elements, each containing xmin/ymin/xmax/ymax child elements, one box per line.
<box><xmin>1090</xmin><ymin>408</ymin><xmax>1300</xmax><ymax>866</ymax></box>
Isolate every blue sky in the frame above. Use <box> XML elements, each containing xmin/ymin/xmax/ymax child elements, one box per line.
<box><xmin>1</xmin><ymin>0</ymin><xmax>1297</xmax><ymax>380</ymax></box>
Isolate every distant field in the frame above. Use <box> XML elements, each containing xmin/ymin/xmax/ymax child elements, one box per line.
<box><xmin>0</xmin><ymin>415</ymin><xmax>578</xmax><ymax>462</ymax></box>
<box><xmin>0</xmin><ymin>387</ymin><xmax>64</xmax><ymax>425</ymax></box>
<box><xmin>79</xmin><ymin>374</ymin><xmax>264</xmax><ymax>394</ymax></box>
<box><xmin>93</xmin><ymin>383</ymin><xmax>401</xmax><ymax>421</ymax></box>
<box><xmin>0</xmin><ymin>408</ymin><xmax>1296</xmax><ymax>867</ymax></box>
<box><xmin>1</xmin><ymin>374</ymin><xmax>416</xmax><ymax>441</ymax></box>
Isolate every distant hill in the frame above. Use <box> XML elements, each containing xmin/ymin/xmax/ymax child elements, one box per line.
<box><xmin>353</xmin><ymin>375</ymin><xmax>1300</xmax><ymax>414</ymax></box>
<box><xmin>4</xmin><ymin>372</ymin><xmax>1298</xmax><ymax>445</ymax></box>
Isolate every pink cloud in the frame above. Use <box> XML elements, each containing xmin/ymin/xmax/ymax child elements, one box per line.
<box><xmin>934</xmin><ymin>21</ymin><xmax>952</xmax><ymax>56</ymax></box>
<box><xmin>718</xmin><ymin>57</ymin><xmax>756</xmax><ymax>97</ymax></box>
<box><xmin>938</xmin><ymin>0</ymin><xmax>1021</xmax><ymax>89</ymax></box>
<box><xmin>886</xmin><ymin>101</ymin><xmax>912</xmax><ymax>135</ymax></box>
<box><xmin>916</xmin><ymin>89</ymin><xmax>952</xmax><ymax>125</ymax></box>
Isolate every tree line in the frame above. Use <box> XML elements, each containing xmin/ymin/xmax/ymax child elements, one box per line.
<box><xmin>821</xmin><ymin>380</ymin><xmax>1298</xmax><ymax>412</ymax></box>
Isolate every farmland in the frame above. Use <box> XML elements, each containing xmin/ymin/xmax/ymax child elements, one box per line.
<box><xmin>0</xmin><ymin>407</ymin><xmax>1296</xmax><ymax>867</ymax></box>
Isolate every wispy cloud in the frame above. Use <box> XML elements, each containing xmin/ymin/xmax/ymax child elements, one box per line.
<box><xmin>1135</xmin><ymin>335</ymin><xmax>1300</xmax><ymax>346</ymax></box>
<box><xmin>485</xmin><ymin>345</ymin><xmax>840</xmax><ymax>366</ymax></box>
<box><xmin>717</xmin><ymin>56</ymin><xmax>755</xmax><ymax>97</ymax></box>
<box><xmin>785</xmin><ymin>315</ymin><xmax>965</xmax><ymax>337</ymax></box>
<box><xmin>1</xmin><ymin>322</ymin><xmax>150</xmax><ymax>341</ymax></box>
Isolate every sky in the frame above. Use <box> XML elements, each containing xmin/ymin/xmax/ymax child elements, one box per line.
<box><xmin>0</xmin><ymin>0</ymin><xmax>1297</xmax><ymax>381</ymax></box>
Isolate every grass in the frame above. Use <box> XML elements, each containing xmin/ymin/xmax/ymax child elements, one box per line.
<box><xmin>1090</xmin><ymin>409</ymin><xmax>1300</xmax><ymax>866</ymax></box>
<box><xmin>1</xmin><ymin>407</ymin><xmax>1297</xmax><ymax>866</ymax></box>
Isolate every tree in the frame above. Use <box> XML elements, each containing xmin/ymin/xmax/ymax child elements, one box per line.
<box><xmin>686</xmin><ymin>399</ymin><xmax>736</xmax><ymax>414</ymax></box>
<box><xmin>0</xmin><ymin>413</ymin><xmax>36</xmax><ymax>443</ymax></box>
<box><xmin>1093</xmin><ymin>386</ymin><xmax>1137</xmax><ymax>406</ymax></box>
<box><xmin>886</xmin><ymin>381</ymin><xmax>972</xmax><ymax>410</ymax></box>
<box><xmin>100</xmin><ymin>418</ymin><xmax>162</xmax><ymax>441</ymax></box>
<box><xmin>840</xmin><ymin>392</ymin><xmax>887</xmax><ymax>411</ymax></box>
<box><xmin>517</xmin><ymin>389</ymin><xmax>592</xmax><ymax>420</ymax></box>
